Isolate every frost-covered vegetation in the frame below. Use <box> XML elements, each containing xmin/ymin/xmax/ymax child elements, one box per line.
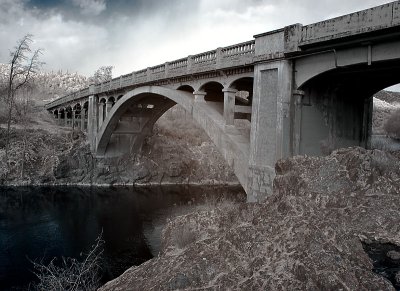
<box><xmin>0</xmin><ymin>63</ymin><xmax>89</xmax><ymax>104</ymax></box>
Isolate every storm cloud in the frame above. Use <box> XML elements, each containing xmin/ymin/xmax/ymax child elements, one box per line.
<box><xmin>0</xmin><ymin>0</ymin><xmax>394</xmax><ymax>77</ymax></box>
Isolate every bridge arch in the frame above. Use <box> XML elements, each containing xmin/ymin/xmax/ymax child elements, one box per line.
<box><xmin>96</xmin><ymin>85</ymin><xmax>250</xmax><ymax>192</ymax></box>
<box><xmin>295</xmin><ymin>56</ymin><xmax>400</xmax><ymax>156</ymax></box>
<box><xmin>199</xmin><ymin>81</ymin><xmax>224</xmax><ymax>101</ymax></box>
<box><xmin>96</xmin><ymin>86</ymin><xmax>194</xmax><ymax>156</ymax></box>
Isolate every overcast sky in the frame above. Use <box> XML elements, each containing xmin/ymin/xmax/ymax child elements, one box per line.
<box><xmin>0</xmin><ymin>0</ymin><xmax>397</xmax><ymax>84</ymax></box>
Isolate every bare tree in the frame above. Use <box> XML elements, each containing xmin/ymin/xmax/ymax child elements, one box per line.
<box><xmin>89</xmin><ymin>65</ymin><xmax>113</xmax><ymax>84</ymax></box>
<box><xmin>3</xmin><ymin>34</ymin><xmax>43</xmax><ymax>176</ymax></box>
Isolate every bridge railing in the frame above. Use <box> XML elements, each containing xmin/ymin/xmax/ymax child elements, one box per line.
<box><xmin>46</xmin><ymin>39</ymin><xmax>256</xmax><ymax>109</ymax></box>
<box><xmin>222</xmin><ymin>40</ymin><xmax>255</xmax><ymax>57</ymax></box>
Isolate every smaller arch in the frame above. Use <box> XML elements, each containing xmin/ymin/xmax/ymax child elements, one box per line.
<box><xmin>65</xmin><ymin>106</ymin><xmax>72</xmax><ymax>118</ymax></box>
<box><xmin>198</xmin><ymin>81</ymin><xmax>225</xmax><ymax>115</ymax></box>
<box><xmin>108</xmin><ymin>96</ymin><xmax>115</xmax><ymax>103</ymax></box>
<box><xmin>177</xmin><ymin>85</ymin><xmax>195</xmax><ymax>93</ymax></box>
<box><xmin>199</xmin><ymin>81</ymin><xmax>224</xmax><ymax>103</ymax></box>
<box><xmin>73</xmin><ymin>103</ymin><xmax>82</xmax><ymax>111</ymax></box>
<box><xmin>98</xmin><ymin>97</ymin><xmax>107</xmax><ymax>125</ymax></box>
<box><xmin>117</xmin><ymin>94</ymin><xmax>124</xmax><ymax>101</ymax></box>
<box><xmin>228</xmin><ymin>77</ymin><xmax>254</xmax><ymax>106</ymax></box>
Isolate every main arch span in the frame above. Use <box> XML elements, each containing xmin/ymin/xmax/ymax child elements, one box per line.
<box><xmin>95</xmin><ymin>86</ymin><xmax>251</xmax><ymax>193</ymax></box>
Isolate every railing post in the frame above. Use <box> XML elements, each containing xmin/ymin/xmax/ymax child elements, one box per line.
<box><xmin>216</xmin><ymin>47</ymin><xmax>223</xmax><ymax>69</ymax></box>
<box><xmin>187</xmin><ymin>55</ymin><xmax>193</xmax><ymax>73</ymax></box>
<box><xmin>131</xmin><ymin>72</ymin><xmax>136</xmax><ymax>85</ymax></box>
<box><xmin>164</xmin><ymin>62</ymin><xmax>170</xmax><ymax>78</ymax></box>
<box><xmin>146</xmin><ymin>67</ymin><xmax>151</xmax><ymax>82</ymax></box>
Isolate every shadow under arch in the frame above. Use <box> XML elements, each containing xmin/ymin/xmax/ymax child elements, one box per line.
<box><xmin>96</xmin><ymin>86</ymin><xmax>194</xmax><ymax>157</ymax></box>
<box><xmin>177</xmin><ymin>85</ymin><xmax>195</xmax><ymax>93</ymax></box>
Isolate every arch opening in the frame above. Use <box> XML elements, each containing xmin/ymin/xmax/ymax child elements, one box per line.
<box><xmin>177</xmin><ymin>85</ymin><xmax>195</xmax><ymax>93</ymax></box>
<box><xmin>297</xmin><ymin>60</ymin><xmax>400</xmax><ymax>156</ymax></box>
<box><xmin>99</xmin><ymin>98</ymin><xmax>107</xmax><ymax>126</ymax></box>
<box><xmin>371</xmin><ymin>83</ymin><xmax>400</xmax><ymax>151</ymax></box>
<box><xmin>200</xmin><ymin>81</ymin><xmax>224</xmax><ymax>115</ymax></box>
<box><xmin>229</xmin><ymin>77</ymin><xmax>254</xmax><ymax>141</ymax></box>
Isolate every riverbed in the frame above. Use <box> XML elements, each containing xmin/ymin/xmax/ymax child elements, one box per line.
<box><xmin>0</xmin><ymin>185</ymin><xmax>245</xmax><ymax>290</ymax></box>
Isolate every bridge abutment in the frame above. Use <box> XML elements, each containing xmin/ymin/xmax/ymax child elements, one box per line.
<box><xmin>247</xmin><ymin>60</ymin><xmax>293</xmax><ymax>201</ymax></box>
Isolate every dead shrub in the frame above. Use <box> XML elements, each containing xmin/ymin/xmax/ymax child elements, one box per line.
<box><xmin>30</xmin><ymin>233</ymin><xmax>104</xmax><ymax>291</ymax></box>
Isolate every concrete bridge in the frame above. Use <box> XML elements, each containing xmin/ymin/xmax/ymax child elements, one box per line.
<box><xmin>46</xmin><ymin>1</ymin><xmax>400</xmax><ymax>201</ymax></box>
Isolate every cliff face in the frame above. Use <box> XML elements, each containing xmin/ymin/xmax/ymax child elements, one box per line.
<box><xmin>99</xmin><ymin>147</ymin><xmax>400</xmax><ymax>291</ymax></box>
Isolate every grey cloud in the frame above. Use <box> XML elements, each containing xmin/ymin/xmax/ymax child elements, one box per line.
<box><xmin>72</xmin><ymin>0</ymin><xmax>106</xmax><ymax>15</ymax></box>
<box><xmin>0</xmin><ymin>0</ymin><xmax>396</xmax><ymax>80</ymax></box>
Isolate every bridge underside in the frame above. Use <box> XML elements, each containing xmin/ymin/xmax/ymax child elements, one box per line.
<box><xmin>97</xmin><ymin>94</ymin><xmax>176</xmax><ymax>157</ymax></box>
<box><xmin>296</xmin><ymin>57</ymin><xmax>400</xmax><ymax>156</ymax></box>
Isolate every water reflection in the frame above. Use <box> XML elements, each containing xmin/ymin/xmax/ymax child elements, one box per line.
<box><xmin>0</xmin><ymin>185</ymin><xmax>245</xmax><ymax>290</ymax></box>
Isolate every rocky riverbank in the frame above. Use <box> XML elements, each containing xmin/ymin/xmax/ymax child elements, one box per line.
<box><xmin>0</xmin><ymin>107</ymin><xmax>238</xmax><ymax>186</ymax></box>
<box><xmin>99</xmin><ymin>147</ymin><xmax>400</xmax><ymax>290</ymax></box>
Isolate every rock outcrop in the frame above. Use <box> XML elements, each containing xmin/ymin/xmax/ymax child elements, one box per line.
<box><xmin>99</xmin><ymin>147</ymin><xmax>400</xmax><ymax>290</ymax></box>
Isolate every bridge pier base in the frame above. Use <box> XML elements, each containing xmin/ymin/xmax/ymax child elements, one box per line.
<box><xmin>247</xmin><ymin>60</ymin><xmax>293</xmax><ymax>201</ymax></box>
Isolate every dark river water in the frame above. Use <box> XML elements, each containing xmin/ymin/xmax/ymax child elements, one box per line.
<box><xmin>0</xmin><ymin>185</ymin><xmax>245</xmax><ymax>290</ymax></box>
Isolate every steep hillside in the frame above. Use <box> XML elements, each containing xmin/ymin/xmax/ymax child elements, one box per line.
<box><xmin>0</xmin><ymin>63</ymin><xmax>89</xmax><ymax>104</ymax></box>
<box><xmin>374</xmin><ymin>90</ymin><xmax>400</xmax><ymax>105</ymax></box>
<box><xmin>372</xmin><ymin>97</ymin><xmax>399</xmax><ymax>135</ymax></box>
